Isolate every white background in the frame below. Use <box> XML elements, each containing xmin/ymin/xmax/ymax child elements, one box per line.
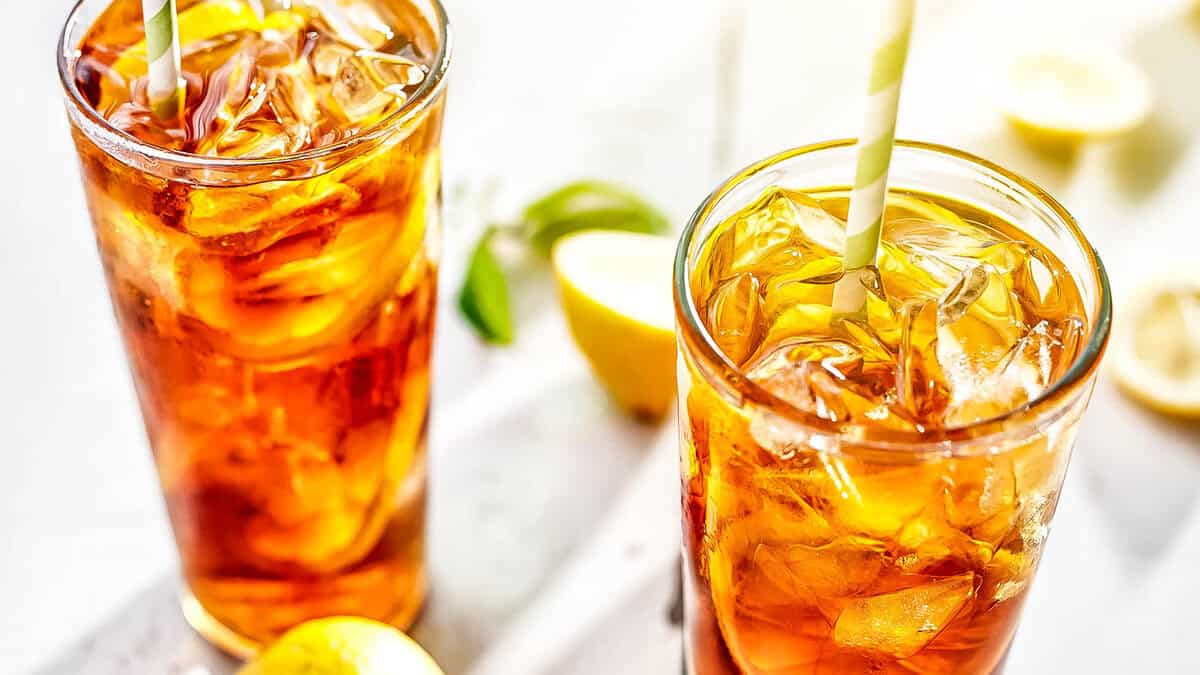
<box><xmin>3</xmin><ymin>0</ymin><xmax>1200</xmax><ymax>672</ymax></box>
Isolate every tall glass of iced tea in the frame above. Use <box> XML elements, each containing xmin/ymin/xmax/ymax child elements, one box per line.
<box><xmin>57</xmin><ymin>0</ymin><xmax>449</xmax><ymax>655</ymax></box>
<box><xmin>675</xmin><ymin>141</ymin><xmax>1111</xmax><ymax>674</ymax></box>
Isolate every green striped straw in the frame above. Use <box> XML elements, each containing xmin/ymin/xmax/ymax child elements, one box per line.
<box><xmin>141</xmin><ymin>0</ymin><xmax>185</xmax><ymax>120</ymax></box>
<box><xmin>832</xmin><ymin>0</ymin><xmax>916</xmax><ymax>316</ymax></box>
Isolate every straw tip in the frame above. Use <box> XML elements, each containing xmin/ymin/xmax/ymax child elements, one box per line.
<box><xmin>149</xmin><ymin>79</ymin><xmax>187</xmax><ymax>121</ymax></box>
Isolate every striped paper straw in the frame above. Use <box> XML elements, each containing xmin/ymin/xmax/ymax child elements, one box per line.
<box><xmin>832</xmin><ymin>0</ymin><xmax>916</xmax><ymax>315</ymax></box>
<box><xmin>141</xmin><ymin>0</ymin><xmax>185</xmax><ymax>120</ymax></box>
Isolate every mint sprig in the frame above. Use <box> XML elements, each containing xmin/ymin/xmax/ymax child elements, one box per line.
<box><xmin>523</xmin><ymin>181</ymin><xmax>670</xmax><ymax>256</ymax></box>
<box><xmin>457</xmin><ymin>181</ymin><xmax>668</xmax><ymax>344</ymax></box>
<box><xmin>458</xmin><ymin>228</ymin><xmax>513</xmax><ymax>345</ymax></box>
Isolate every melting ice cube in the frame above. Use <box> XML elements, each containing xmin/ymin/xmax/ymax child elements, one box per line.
<box><xmin>833</xmin><ymin>573</ymin><xmax>976</xmax><ymax>658</ymax></box>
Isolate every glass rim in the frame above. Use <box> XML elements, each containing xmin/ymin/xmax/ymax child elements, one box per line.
<box><xmin>55</xmin><ymin>0</ymin><xmax>453</xmax><ymax>170</ymax></box>
<box><xmin>674</xmin><ymin>139</ymin><xmax>1114</xmax><ymax>450</ymax></box>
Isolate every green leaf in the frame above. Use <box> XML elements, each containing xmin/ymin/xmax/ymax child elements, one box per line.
<box><xmin>523</xmin><ymin>181</ymin><xmax>670</xmax><ymax>256</ymax></box>
<box><xmin>458</xmin><ymin>229</ymin><xmax>513</xmax><ymax>344</ymax></box>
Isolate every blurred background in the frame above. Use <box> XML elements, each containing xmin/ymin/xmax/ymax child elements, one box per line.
<box><xmin>2</xmin><ymin>0</ymin><xmax>1199</xmax><ymax>673</ymax></box>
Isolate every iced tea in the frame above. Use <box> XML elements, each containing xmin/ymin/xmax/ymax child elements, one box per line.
<box><xmin>57</xmin><ymin>0</ymin><xmax>449</xmax><ymax>653</ymax></box>
<box><xmin>676</xmin><ymin>142</ymin><xmax>1110</xmax><ymax>674</ymax></box>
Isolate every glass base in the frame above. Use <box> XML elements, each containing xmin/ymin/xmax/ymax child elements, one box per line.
<box><xmin>180</xmin><ymin>579</ymin><xmax>427</xmax><ymax>660</ymax></box>
<box><xmin>182</xmin><ymin>593</ymin><xmax>261</xmax><ymax>661</ymax></box>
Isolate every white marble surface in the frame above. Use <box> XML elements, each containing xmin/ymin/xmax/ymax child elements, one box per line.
<box><xmin>3</xmin><ymin>0</ymin><xmax>1200</xmax><ymax>673</ymax></box>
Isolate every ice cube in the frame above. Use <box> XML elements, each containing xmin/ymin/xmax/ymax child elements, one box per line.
<box><xmin>746</xmin><ymin>341</ymin><xmax>859</xmax><ymax>423</ymax></box>
<box><xmin>937</xmin><ymin>262</ymin><xmax>1027</xmax><ymax>367</ymax></box>
<box><xmin>894</xmin><ymin>511</ymin><xmax>995</xmax><ymax>574</ymax></box>
<box><xmin>885</xmin><ymin>214</ymin><xmax>998</xmax><ymax>269</ymax></box>
<box><xmin>708</xmin><ymin>519</ymin><xmax>831</xmax><ymax>672</ymax></box>
<box><xmin>983</xmin><ymin>548</ymin><xmax>1034</xmax><ymax>605</ymax></box>
<box><xmin>189</xmin><ymin>41</ymin><xmax>260</xmax><ymax>154</ymax></box>
<box><xmin>213</xmin><ymin>120</ymin><xmax>294</xmax><ymax>157</ymax></box>
<box><xmin>332</xmin><ymin>53</ymin><xmax>392</xmax><ymax>120</ymax></box>
<box><xmin>1002</xmin><ymin>320</ymin><xmax>1062</xmax><ymax>390</ymax></box>
<box><xmin>749</xmin><ymin>411</ymin><xmax>818</xmax><ymax>461</ymax></box>
<box><xmin>942</xmin><ymin>319</ymin><xmax>1074</xmax><ymax>426</ymax></box>
<box><xmin>1015</xmin><ymin>492</ymin><xmax>1052</xmax><ymax>555</ymax></box>
<box><xmin>759</xmin><ymin>536</ymin><xmax>886</xmax><ymax>601</ymax></box>
<box><xmin>706</xmin><ymin>273</ymin><xmax>765</xmax><ymax>365</ymax></box>
<box><xmin>943</xmin><ymin>457</ymin><xmax>1018</xmax><ymax>546</ymax></box>
<box><xmin>692</xmin><ymin>223</ymin><xmax>735</xmax><ymax>306</ymax></box>
<box><xmin>1011</xmin><ymin>246</ymin><xmax>1078</xmax><ymax>319</ymax></box>
<box><xmin>308</xmin><ymin>0</ymin><xmax>376</xmax><ymax>49</ymax></box>
<box><xmin>746</xmin><ymin>334</ymin><xmax>915</xmax><ymax>431</ymax></box>
<box><xmin>312</xmin><ymin>40</ymin><xmax>354</xmax><ymax>79</ymax></box>
<box><xmin>897</xmin><ymin>300</ymin><xmax>951</xmax><ymax>424</ymax></box>
<box><xmin>829</xmin><ymin>465</ymin><xmax>944</xmax><ymax>538</ymax></box>
<box><xmin>759</xmin><ymin>268</ymin><xmax>839</xmax><ymax>329</ymax></box>
<box><xmin>330</xmin><ymin>49</ymin><xmax>424</xmax><ymax>121</ymax></box>
<box><xmin>749</xmin><ymin>470</ymin><xmax>838</xmax><ymax>544</ymax></box>
<box><xmin>832</xmin><ymin>573</ymin><xmax>976</xmax><ymax>658</ymax></box>
<box><xmin>359</xmin><ymin>50</ymin><xmax>427</xmax><ymax>87</ymax></box>
<box><xmin>344</xmin><ymin>1</ymin><xmax>398</xmax><ymax>47</ymax></box>
<box><xmin>1013</xmin><ymin>434</ymin><xmax>1072</xmax><ymax>497</ymax></box>
<box><xmin>750</xmin><ymin>450</ymin><xmax>940</xmax><ymax>540</ymax></box>
<box><xmin>729</xmin><ymin>188</ymin><xmax>844</xmax><ymax>276</ymax></box>
<box><xmin>937</xmin><ymin>263</ymin><xmax>990</xmax><ymax>327</ymax></box>
<box><xmin>879</xmin><ymin>212</ymin><xmax>1019</xmax><ymax>308</ymax></box>
<box><xmin>268</xmin><ymin>63</ymin><xmax>320</xmax><ymax>148</ymax></box>
<box><xmin>97</xmin><ymin>208</ymin><xmax>187</xmax><ymax>311</ymax></box>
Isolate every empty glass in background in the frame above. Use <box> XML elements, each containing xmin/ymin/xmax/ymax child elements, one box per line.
<box><xmin>56</xmin><ymin>0</ymin><xmax>449</xmax><ymax>656</ymax></box>
<box><xmin>675</xmin><ymin>141</ymin><xmax>1112</xmax><ymax>674</ymax></box>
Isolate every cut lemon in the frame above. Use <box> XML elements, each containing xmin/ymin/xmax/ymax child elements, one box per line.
<box><xmin>553</xmin><ymin>230</ymin><xmax>677</xmax><ymax>420</ymax></box>
<box><xmin>111</xmin><ymin>1</ymin><xmax>305</xmax><ymax>80</ymax></box>
<box><xmin>238</xmin><ymin>617</ymin><xmax>444</xmax><ymax>675</ymax></box>
<box><xmin>1111</xmin><ymin>273</ymin><xmax>1200</xmax><ymax>418</ymax></box>
<box><xmin>999</xmin><ymin>50</ymin><xmax>1152</xmax><ymax>147</ymax></box>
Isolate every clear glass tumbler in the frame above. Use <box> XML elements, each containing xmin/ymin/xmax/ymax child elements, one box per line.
<box><xmin>675</xmin><ymin>140</ymin><xmax>1111</xmax><ymax>674</ymax></box>
<box><xmin>57</xmin><ymin>0</ymin><xmax>450</xmax><ymax>656</ymax></box>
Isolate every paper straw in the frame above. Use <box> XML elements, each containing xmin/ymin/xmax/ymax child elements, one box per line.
<box><xmin>832</xmin><ymin>0</ymin><xmax>916</xmax><ymax>315</ymax></box>
<box><xmin>141</xmin><ymin>0</ymin><xmax>185</xmax><ymax>120</ymax></box>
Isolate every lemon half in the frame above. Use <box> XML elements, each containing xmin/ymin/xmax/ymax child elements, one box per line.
<box><xmin>1111</xmin><ymin>273</ymin><xmax>1200</xmax><ymax>418</ymax></box>
<box><xmin>1000</xmin><ymin>50</ymin><xmax>1152</xmax><ymax>147</ymax></box>
<box><xmin>238</xmin><ymin>617</ymin><xmax>444</xmax><ymax>675</ymax></box>
<box><xmin>553</xmin><ymin>230</ymin><xmax>677</xmax><ymax>420</ymax></box>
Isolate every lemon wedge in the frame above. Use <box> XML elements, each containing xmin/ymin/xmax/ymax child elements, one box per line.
<box><xmin>999</xmin><ymin>50</ymin><xmax>1152</xmax><ymax>147</ymax></box>
<box><xmin>553</xmin><ymin>230</ymin><xmax>678</xmax><ymax>420</ymax></box>
<box><xmin>1111</xmin><ymin>273</ymin><xmax>1200</xmax><ymax>418</ymax></box>
<box><xmin>111</xmin><ymin>0</ymin><xmax>304</xmax><ymax>80</ymax></box>
<box><xmin>238</xmin><ymin>617</ymin><xmax>444</xmax><ymax>675</ymax></box>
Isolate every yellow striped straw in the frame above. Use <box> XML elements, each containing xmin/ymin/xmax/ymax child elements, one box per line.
<box><xmin>832</xmin><ymin>0</ymin><xmax>916</xmax><ymax>316</ymax></box>
<box><xmin>141</xmin><ymin>0</ymin><xmax>186</xmax><ymax>120</ymax></box>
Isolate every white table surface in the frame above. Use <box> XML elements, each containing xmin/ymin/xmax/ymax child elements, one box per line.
<box><xmin>3</xmin><ymin>0</ymin><xmax>1200</xmax><ymax>673</ymax></box>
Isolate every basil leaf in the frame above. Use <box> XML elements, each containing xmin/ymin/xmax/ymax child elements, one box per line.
<box><xmin>458</xmin><ymin>229</ymin><xmax>513</xmax><ymax>344</ymax></box>
<box><xmin>523</xmin><ymin>181</ymin><xmax>670</xmax><ymax>255</ymax></box>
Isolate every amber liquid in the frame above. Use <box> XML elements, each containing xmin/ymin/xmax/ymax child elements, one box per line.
<box><xmin>682</xmin><ymin>189</ymin><xmax>1090</xmax><ymax>674</ymax></box>
<box><xmin>67</xmin><ymin>0</ymin><xmax>443</xmax><ymax>652</ymax></box>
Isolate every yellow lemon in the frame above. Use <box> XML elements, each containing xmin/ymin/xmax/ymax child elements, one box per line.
<box><xmin>112</xmin><ymin>1</ymin><xmax>306</xmax><ymax>80</ymax></box>
<box><xmin>1111</xmin><ymin>273</ymin><xmax>1200</xmax><ymax>418</ymax></box>
<box><xmin>553</xmin><ymin>230</ymin><xmax>677</xmax><ymax>420</ymax></box>
<box><xmin>238</xmin><ymin>617</ymin><xmax>443</xmax><ymax>675</ymax></box>
<box><xmin>999</xmin><ymin>50</ymin><xmax>1152</xmax><ymax>148</ymax></box>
